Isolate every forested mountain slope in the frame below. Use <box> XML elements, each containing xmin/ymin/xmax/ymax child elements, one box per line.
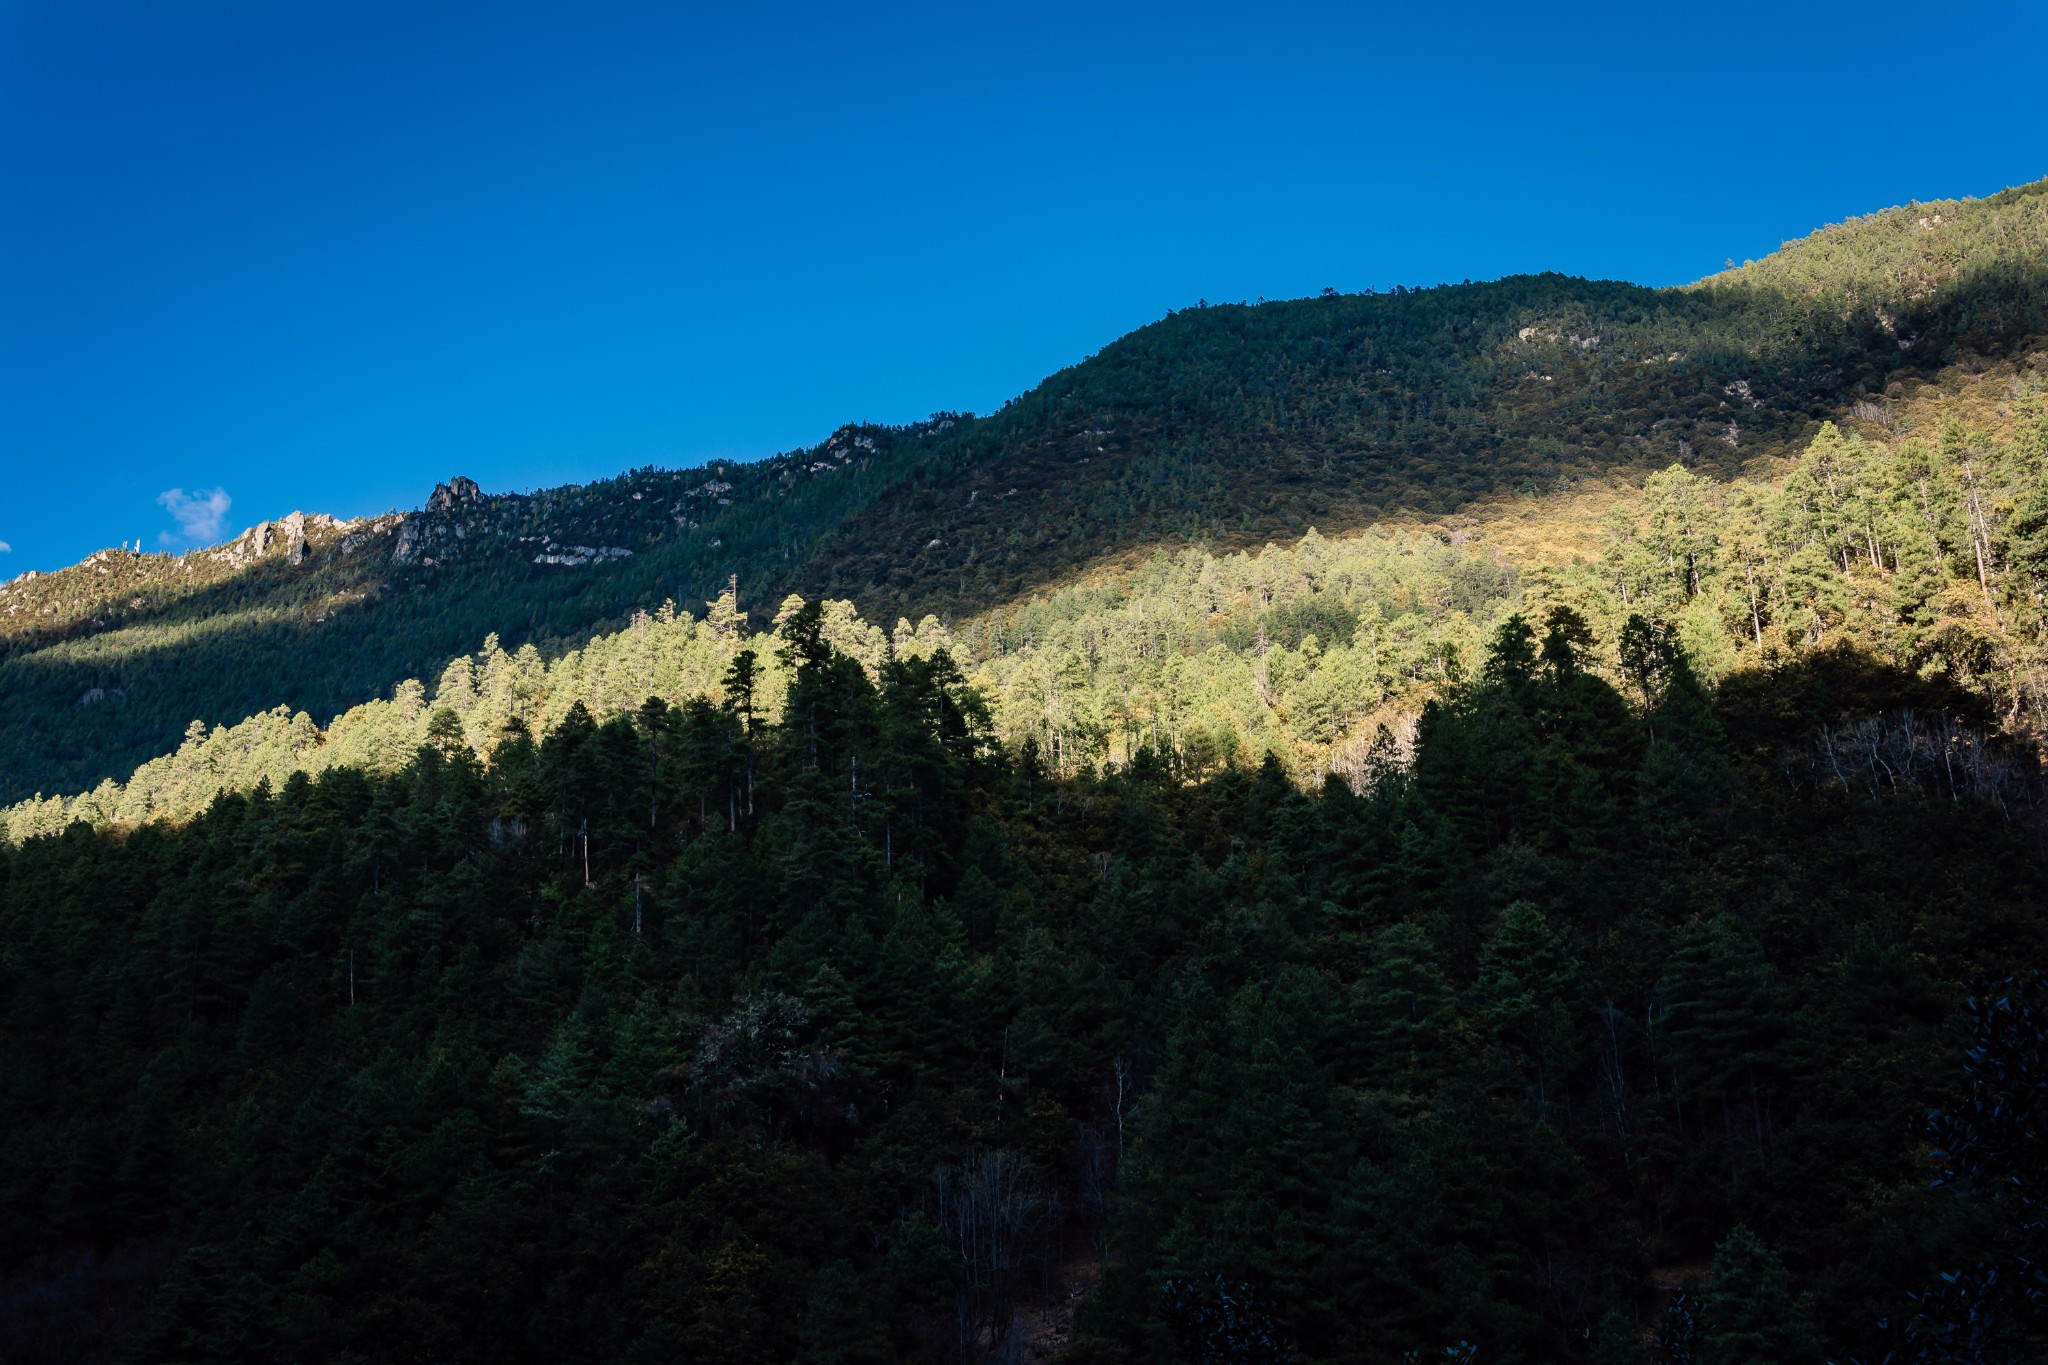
<box><xmin>0</xmin><ymin>424</ymin><xmax>937</xmax><ymax>803</ymax></box>
<box><xmin>11</xmin><ymin>351</ymin><xmax>2045</xmax><ymax>843</ymax></box>
<box><xmin>5</xmin><ymin>179</ymin><xmax>2044</xmax><ymax>809</ymax></box>
<box><xmin>4</xmin><ymin>608</ymin><xmax>2044</xmax><ymax>1362</ymax></box>
<box><xmin>7</xmin><ymin>180</ymin><xmax>2048</xmax><ymax>1365</ymax></box>
<box><xmin>795</xmin><ymin>181</ymin><xmax>2048</xmax><ymax>619</ymax></box>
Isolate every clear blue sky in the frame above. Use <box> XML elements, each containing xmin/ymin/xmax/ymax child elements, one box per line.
<box><xmin>4</xmin><ymin>0</ymin><xmax>2045</xmax><ymax>571</ymax></box>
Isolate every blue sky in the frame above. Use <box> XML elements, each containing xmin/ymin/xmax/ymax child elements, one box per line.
<box><xmin>4</xmin><ymin>0</ymin><xmax>2045</xmax><ymax>572</ymax></box>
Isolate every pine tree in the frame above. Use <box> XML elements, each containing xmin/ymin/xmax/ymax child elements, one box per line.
<box><xmin>1660</xmin><ymin>917</ymin><xmax>1798</xmax><ymax>1178</ymax></box>
<box><xmin>1477</xmin><ymin>900</ymin><xmax>1580</xmax><ymax>1111</ymax></box>
<box><xmin>1700</xmin><ymin>1224</ymin><xmax>1819</xmax><ymax>1365</ymax></box>
<box><xmin>1359</xmin><ymin>922</ymin><xmax>1464</xmax><ymax>1093</ymax></box>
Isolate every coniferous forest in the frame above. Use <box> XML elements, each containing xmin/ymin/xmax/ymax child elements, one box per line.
<box><xmin>5</xmin><ymin>179</ymin><xmax>2048</xmax><ymax>1364</ymax></box>
<box><xmin>7</xmin><ymin>182</ymin><xmax>2044</xmax><ymax>808</ymax></box>
<box><xmin>4</xmin><ymin>600</ymin><xmax>2046</xmax><ymax>1362</ymax></box>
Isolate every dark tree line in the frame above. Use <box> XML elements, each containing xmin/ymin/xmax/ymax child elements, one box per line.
<box><xmin>2</xmin><ymin>606</ymin><xmax>2045</xmax><ymax>1363</ymax></box>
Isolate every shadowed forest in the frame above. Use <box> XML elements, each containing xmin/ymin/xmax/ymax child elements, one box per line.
<box><xmin>4</xmin><ymin>603</ymin><xmax>2045</xmax><ymax>1362</ymax></box>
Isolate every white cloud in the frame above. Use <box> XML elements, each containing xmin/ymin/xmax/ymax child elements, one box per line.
<box><xmin>157</xmin><ymin>487</ymin><xmax>232</xmax><ymax>544</ymax></box>
<box><xmin>0</xmin><ymin>541</ymin><xmax>10</xmax><ymax>553</ymax></box>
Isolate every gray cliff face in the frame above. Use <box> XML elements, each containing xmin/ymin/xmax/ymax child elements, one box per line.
<box><xmin>282</xmin><ymin>511</ymin><xmax>308</xmax><ymax>566</ymax></box>
<box><xmin>391</xmin><ymin>516</ymin><xmax>423</xmax><ymax>565</ymax></box>
<box><xmin>426</xmin><ymin>477</ymin><xmax>484</xmax><ymax>514</ymax></box>
<box><xmin>395</xmin><ymin>478</ymin><xmax>489</xmax><ymax>565</ymax></box>
<box><xmin>222</xmin><ymin>512</ymin><xmax>320</xmax><ymax>566</ymax></box>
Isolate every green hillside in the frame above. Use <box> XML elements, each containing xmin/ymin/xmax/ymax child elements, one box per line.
<box><xmin>797</xmin><ymin>181</ymin><xmax>2048</xmax><ymax>618</ymax></box>
<box><xmin>14</xmin><ymin>363</ymin><xmax>2046</xmax><ymax>856</ymax></box>
<box><xmin>0</xmin><ymin>424</ymin><xmax>938</xmax><ymax>804</ymax></box>
<box><xmin>6</xmin><ymin>180</ymin><xmax>2045</xmax><ymax>813</ymax></box>
<box><xmin>7</xmin><ymin>180</ymin><xmax>2048</xmax><ymax>1365</ymax></box>
<box><xmin>8</xmin><ymin>180</ymin><xmax>2039</xmax><ymax>822</ymax></box>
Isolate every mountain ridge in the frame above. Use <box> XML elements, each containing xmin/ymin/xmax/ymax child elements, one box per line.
<box><xmin>3</xmin><ymin>178</ymin><xmax>2044</xmax><ymax>804</ymax></box>
<box><xmin>796</xmin><ymin>182</ymin><xmax>2048</xmax><ymax>618</ymax></box>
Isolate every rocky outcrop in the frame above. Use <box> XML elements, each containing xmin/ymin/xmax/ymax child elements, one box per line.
<box><xmin>427</xmin><ymin>477</ymin><xmax>484</xmax><ymax>514</ymax></box>
<box><xmin>395</xmin><ymin>478</ymin><xmax>490</xmax><ymax>565</ymax></box>
<box><xmin>213</xmin><ymin>513</ymin><xmax>313</xmax><ymax>566</ymax></box>
<box><xmin>391</xmin><ymin>516</ymin><xmax>423</xmax><ymax>565</ymax></box>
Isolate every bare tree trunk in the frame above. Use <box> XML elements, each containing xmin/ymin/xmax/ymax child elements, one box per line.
<box><xmin>1962</xmin><ymin>461</ymin><xmax>1999</xmax><ymax>615</ymax></box>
